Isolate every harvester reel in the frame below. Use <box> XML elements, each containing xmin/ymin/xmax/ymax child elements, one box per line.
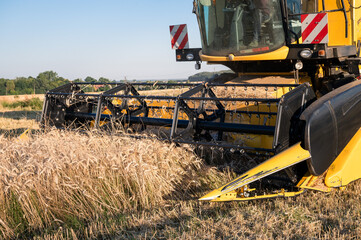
<box><xmin>42</xmin><ymin>80</ymin><xmax>306</xmax><ymax>156</ymax></box>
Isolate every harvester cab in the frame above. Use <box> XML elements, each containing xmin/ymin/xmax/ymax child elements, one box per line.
<box><xmin>41</xmin><ymin>0</ymin><xmax>361</xmax><ymax>202</ymax></box>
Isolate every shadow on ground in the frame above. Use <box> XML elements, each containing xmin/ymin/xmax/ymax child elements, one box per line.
<box><xmin>0</xmin><ymin>111</ymin><xmax>41</xmax><ymax>137</ymax></box>
<box><xmin>0</xmin><ymin>128</ymin><xmax>40</xmax><ymax>137</ymax></box>
<box><xmin>0</xmin><ymin>111</ymin><xmax>41</xmax><ymax>120</ymax></box>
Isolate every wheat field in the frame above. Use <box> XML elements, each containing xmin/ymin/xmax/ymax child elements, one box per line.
<box><xmin>1</xmin><ymin>128</ymin><xmax>361</xmax><ymax>239</ymax></box>
<box><xmin>0</xmin><ymin>97</ymin><xmax>361</xmax><ymax>239</ymax></box>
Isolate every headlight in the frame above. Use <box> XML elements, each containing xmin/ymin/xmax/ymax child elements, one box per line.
<box><xmin>295</xmin><ymin>61</ymin><xmax>303</xmax><ymax>70</ymax></box>
<box><xmin>195</xmin><ymin>61</ymin><xmax>201</xmax><ymax>70</ymax></box>
<box><xmin>186</xmin><ymin>53</ymin><xmax>194</xmax><ymax>61</ymax></box>
<box><xmin>228</xmin><ymin>54</ymin><xmax>235</xmax><ymax>61</ymax></box>
<box><xmin>300</xmin><ymin>49</ymin><xmax>313</xmax><ymax>59</ymax></box>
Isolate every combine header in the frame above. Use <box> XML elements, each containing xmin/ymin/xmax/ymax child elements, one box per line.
<box><xmin>42</xmin><ymin>0</ymin><xmax>361</xmax><ymax>201</ymax></box>
<box><xmin>41</xmin><ymin>80</ymin><xmax>304</xmax><ymax>154</ymax></box>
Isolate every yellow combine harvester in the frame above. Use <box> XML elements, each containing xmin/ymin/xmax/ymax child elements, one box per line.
<box><xmin>41</xmin><ymin>0</ymin><xmax>361</xmax><ymax>201</ymax></box>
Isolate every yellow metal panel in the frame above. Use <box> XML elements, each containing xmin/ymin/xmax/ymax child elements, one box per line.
<box><xmin>199</xmin><ymin>46</ymin><xmax>290</xmax><ymax>62</ymax></box>
<box><xmin>297</xmin><ymin>173</ymin><xmax>331</xmax><ymax>192</ymax></box>
<box><xmin>296</xmin><ymin>172</ymin><xmax>313</xmax><ymax>188</ymax></box>
<box><xmin>18</xmin><ymin>129</ymin><xmax>30</xmax><ymax>141</ymax></box>
<box><xmin>297</xmin><ymin>1</ymin><xmax>353</xmax><ymax>45</ymax></box>
<box><xmin>352</xmin><ymin>0</ymin><xmax>361</xmax><ymax>47</ymax></box>
<box><xmin>210</xmin><ymin>188</ymin><xmax>305</xmax><ymax>202</ymax></box>
<box><xmin>319</xmin><ymin>0</ymin><xmax>352</xmax><ymax>46</ymax></box>
<box><xmin>325</xmin><ymin>128</ymin><xmax>361</xmax><ymax>187</ymax></box>
<box><xmin>199</xmin><ymin>142</ymin><xmax>311</xmax><ymax>201</ymax></box>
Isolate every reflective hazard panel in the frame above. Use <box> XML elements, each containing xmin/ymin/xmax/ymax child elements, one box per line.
<box><xmin>301</xmin><ymin>13</ymin><xmax>329</xmax><ymax>44</ymax></box>
<box><xmin>169</xmin><ymin>24</ymin><xmax>189</xmax><ymax>50</ymax></box>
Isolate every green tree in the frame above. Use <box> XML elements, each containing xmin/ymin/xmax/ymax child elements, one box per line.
<box><xmin>0</xmin><ymin>78</ymin><xmax>7</xmax><ymax>95</ymax></box>
<box><xmin>84</xmin><ymin>76</ymin><xmax>97</xmax><ymax>83</ymax></box>
<box><xmin>14</xmin><ymin>77</ymin><xmax>35</xmax><ymax>94</ymax></box>
<box><xmin>98</xmin><ymin>77</ymin><xmax>112</xmax><ymax>91</ymax></box>
<box><xmin>34</xmin><ymin>71</ymin><xmax>69</xmax><ymax>93</ymax></box>
<box><xmin>73</xmin><ymin>78</ymin><xmax>83</xmax><ymax>83</ymax></box>
<box><xmin>35</xmin><ymin>71</ymin><xmax>56</xmax><ymax>93</ymax></box>
<box><xmin>5</xmin><ymin>80</ymin><xmax>15</xmax><ymax>95</ymax></box>
<box><xmin>0</xmin><ymin>71</ymin><xmax>71</xmax><ymax>95</ymax></box>
<box><xmin>99</xmin><ymin>77</ymin><xmax>110</xmax><ymax>83</ymax></box>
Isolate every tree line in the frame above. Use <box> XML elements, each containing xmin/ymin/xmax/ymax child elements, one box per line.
<box><xmin>0</xmin><ymin>70</ymin><xmax>231</xmax><ymax>95</ymax></box>
<box><xmin>1</xmin><ymin>71</ymin><xmax>68</xmax><ymax>95</ymax></box>
<box><xmin>0</xmin><ymin>71</ymin><xmax>126</xmax><ymax>95</ymax></box>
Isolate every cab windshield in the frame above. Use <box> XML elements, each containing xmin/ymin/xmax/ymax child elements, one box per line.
<box><xmin>196</xmin><ymin>0</ymin><xmax>286</xmax><ymax>56</ymax></box>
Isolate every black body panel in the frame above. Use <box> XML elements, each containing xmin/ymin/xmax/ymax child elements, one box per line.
<box><xmin>286</xmin><ymin>44</ymin><xmax>357</xmax><ymax>60</ymax></box>
<box><xmin>273</xmin><ymin>83</ymin><xmax>316</xmax><ymax>152</ymax></box>
<box><xmin>176</xmin><ymin>48</ymin><xmax>202</xmax><ymax>62</ymax></box>
<box><xmin>300</xmin><ymin>80</ymin><xmax>361</xmax><ymax>176</ymax></box>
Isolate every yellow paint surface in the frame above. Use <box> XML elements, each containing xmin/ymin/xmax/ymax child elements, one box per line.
<box><xmin>325</xmin><ymin>128</ymin><xmax>361</xmax><ymax>187</ymax></box>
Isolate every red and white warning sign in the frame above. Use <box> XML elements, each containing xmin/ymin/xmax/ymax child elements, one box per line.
<box><xmin>301</xmin><ymin>13</ymin><xmax>329</xmax><ymax>44</ymax></box>
<box><xmin>169</xmin><ymin>24</ymin><xmax>189</xmax><ymax>50</ymax></box>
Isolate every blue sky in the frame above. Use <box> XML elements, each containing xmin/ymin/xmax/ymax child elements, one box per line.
<box><xmin>0</xmin><ymin>0</ymin><xmax>227</xmax><ymax>80</ymax></box>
